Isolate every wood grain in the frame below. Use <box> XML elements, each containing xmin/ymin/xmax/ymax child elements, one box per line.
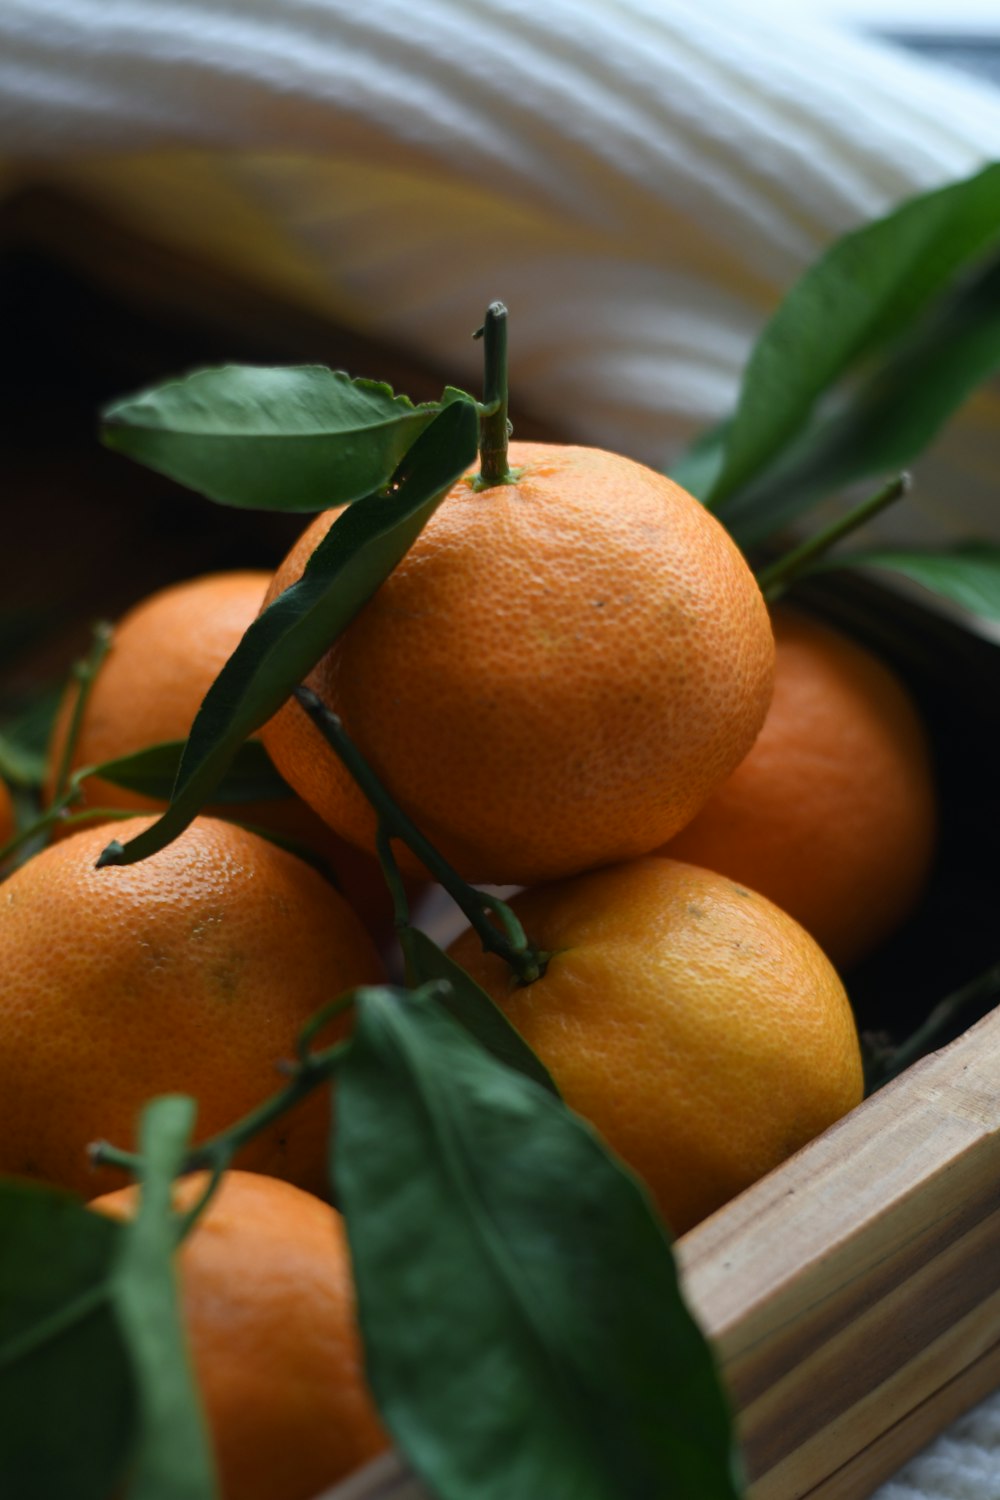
<box><xmin>677</xmin><ymin>1002</ymin><xmax>1000</xmax><ymax>1497</ymax></box>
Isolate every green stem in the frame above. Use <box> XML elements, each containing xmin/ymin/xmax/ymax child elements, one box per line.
<box><xmin>474</xmin><ymin>302</ymin><xmax>514</xmax><ymax>489</ymax></box>
<box><xmin>90</xmin><ymin>1038</ymin><xmax>351</xmax><ymax>1186</ymax></box>
<box><xmin>50</xmin><ymin>621</ymin><xmax>114</xmax><ymax>805</ymax></box>
<box><xmin>756</xmin><ymin>473</ymin><xmax>910</xmax><ymax>601</ymax></box>
<box><xmin>294</xmin><ymin>686</ymin><xmax>547</xmax><ymax>984</ymax></box>
<box><xmin>0</xmin><ymin>791</ymin><xmax>152</xmax><ymax>870</ymax></box>
<box><xmin>375</xmin><ymin>820</ymin><xmax>423</xmax><ymax>984</ymax></box>
<box><xmin>865</xmin><ymin>960</ymin><xmax>1000</xmax><ymax>1093</ymax></box>
<box><xmin>0</xmin><ymin>801</ymin><xmax>68</xmax><ymax>867</ymax></box>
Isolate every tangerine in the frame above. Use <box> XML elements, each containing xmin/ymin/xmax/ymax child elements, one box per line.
<box><xmin>260</xmin><ymin>442</ymin><xmax>775</xmax><ymax>886</ymax></box>
<box><xmin>660</xmin><ymin>605</ymin><xmax>937</xmax><ymax>968</ymax></box>
<box><xmin>0</xmin><ymin>816</ymin><xmax>383</xmax><ymax>1198</ymax></box>
<box><xmin>448</xmin><ymin>857</ymin><xmax>863</xmax><ymax>1235</ymax></box>
<box><xmin>92</xmin><ymin>1171</ymin><xmax>387</xmax><ymax>1500</ymax></box>
<box><xmin>45</xmin><ymin>570</ymin><xmax>403</xmax><ymax>942</ymax></box>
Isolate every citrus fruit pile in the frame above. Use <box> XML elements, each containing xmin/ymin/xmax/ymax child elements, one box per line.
<box><xmin>0</xmin><ymin>391</ymin><xmax>937</xmax><ymax>1497</ymax></box>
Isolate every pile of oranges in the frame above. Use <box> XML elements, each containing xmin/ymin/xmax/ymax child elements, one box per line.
<box><xmin>0</xmin><ymin>435</ymin><xmax>937</xmax><ymax>1499</ymax></box>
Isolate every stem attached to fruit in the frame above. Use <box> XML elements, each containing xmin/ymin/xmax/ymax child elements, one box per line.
<box><xmin>294</xmin><ymin>686</ymin><xmax>548</xmax><ymax>984</ymax></box>
<box><xmin>755</xmin><ymin>472</ymin><xmax>911</xmax><ymax>601</ymax></box>
<box><xmin>90</xmin><ymin>1029</ymin><xmax>352</xmax><ymax>1192</ymax></box>
<box><xmin>88</xmin><ymin>982</ymin><xmax>450</xmax><ymax>1211</ymax></box>
<box><xmin>474</xmin><ymin>302</ymin><xmax>518</xmax><ymax>490</ymax></box>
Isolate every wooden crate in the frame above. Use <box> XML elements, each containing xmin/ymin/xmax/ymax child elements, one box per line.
<box><xmin>4</xmin><ymin>190</ymin><xmax>999</xmax><ymax>1500</ymax></box>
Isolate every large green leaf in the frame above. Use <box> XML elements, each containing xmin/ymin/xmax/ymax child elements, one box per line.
<box><xmin>98</xmin><ymin>399</ymin><xmax>479</xmax><ymax>868</ymax></box>
<box><xmin>667</xmin><ymin>420</ymin><xmax>729</xmax><ymax>501</ymax></box>
<box><xmin>0</xmin><ymin>1181</ymin><xmax>136</xmax><ymax>1500</ymax></box>
<box><xmin>716</xmin><ymin>246</ymin><xmax>1000</xmax><ymax>547</ymax></box>
<box><xmin>101</xmin><ymin>365</ymin><xmax>458</xmax><ymax>512</ymax></box>
<box><xmin>336</xmin><ymin>986</ymin><xmax>741</xmax><ymax>1500</ymax></box>
<box><xmin>813</xmin><ymin>540</ymin><xmax>1000</xmax><ymax>621</ymax></box>
<box><xmin>405</xmin><ymin>927</ymin><xmax>558</xmax><ymax>1095</ymax></box>
<box><xmin>111</xmin><ymin>1096</ymin><xmax>218</xmax><ymax>1500</ymax></box>
<box><xmin>89</xmin><ymin>738</ymin><xmax>292</xmax><ymax>805</ymax></box>
<box><xmin>704</xmin><ymin>161</ymin><xmax>1000</xmax><ymax>518</ymax></box>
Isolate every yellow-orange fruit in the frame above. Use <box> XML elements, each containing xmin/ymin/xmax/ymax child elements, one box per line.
<box><xmin>261</xmin><ymin>442</ymin><xmax>775</xmax><ymax>886</ymax></box>
<box><xmin>449</xmin><ymin>857</ymin><xmax>863</xmax><ymax>1235</ymax></box>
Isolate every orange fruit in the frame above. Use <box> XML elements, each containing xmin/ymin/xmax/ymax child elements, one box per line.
<box><xmin>45</xmin><ymin>570</ymin><xmax>405</xmax><ymax>942</ymax></box>
<box><xmin>0</xmin><ymin>816</ymin><xmax>383</xmax><ymax>1198</ymax></box>
<box><xmin>659</xmin><ymin>605</ymin><xmax>937</xmax><ymax>969</ymax></box>
<box><xmin>92</xmin><ymin>1171</ymin><xmax>387</xmax><ymax>1500</ymax></box>
<box><xmin>260</xmin><ymin>442</ymin><xmax>775</xmax><ymax>886</ymax></box>
<box><xmin>448</xmin><ymin>857</ymin><xmax>863</xmax><ymax>1235</ymax></box>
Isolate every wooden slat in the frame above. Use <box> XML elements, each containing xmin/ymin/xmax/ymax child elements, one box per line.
<box><xmin>677</xmin><ymin>1003</ymin><xmax>1000</xmax><ymax>1498</ymax></box>
<box><xmin>325</xmin><ymin>1007</ymin><xmax>1000</xmax><ymax>1500</ymax></box>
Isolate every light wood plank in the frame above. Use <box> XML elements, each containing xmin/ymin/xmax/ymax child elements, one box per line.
<box><xmin>678</xmin><ymin>1003</ymin><xmax>1000</xmax><ymax>1497</ymax></box>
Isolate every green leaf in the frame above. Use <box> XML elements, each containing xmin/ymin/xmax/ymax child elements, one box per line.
<box><xmin>88</xmin><ymin>738</ymin><xmax>292</xmax><ymax>804</ymax></box>
<box><xmin>717</xmin><ymin>246</ymin><xmax>1000</xmax><ymax>547</ymax></box>
<box><xmin>813</xmin><ymin>541</ymin><xmax>1000</xmax><ymax>620</ymax></box>
<box><xmin>405</xmin><ymin>927</ymin><xmax>559</xmax><ymax>1095</ymax></box>
<box><xmin>0</xmin><ymin>1181</ymin><xmax>136</xmax><ymax>1500</ymax></box>
<box><xmin>98</xmin><ymin>399</ymin><xmax>480</xmax><ymax>868</ymax></box>
<box><xmin>0</xmin><ymin>687</ymin><xmax>62</xmax><ymax>787</ymax></box>
<box><xmin>706</xmin><ymin>161</ymin><xmax>1000</xmax><ymax>515</ymax></box>
<box><xmin>336</xmin><ymin>985</ymin><xmax>741</xmax><ymax>1500</ymax></box>
<box><xmin>101</xmin><ymin>365</ymin><xmax>457</xmax><ymax>512</ymax></box>
<box><xmin>111</xmin><ymin>1096</ymin><xmax>218</xmax><ymax>1500</ymax></box>
<box><xmin>667</xmin><ymin>420</ymin><xmax>729</xmax><ymax>501</ymax></box>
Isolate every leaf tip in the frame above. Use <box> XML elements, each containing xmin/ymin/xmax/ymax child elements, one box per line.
<box><xmin>95</xmin><ymin>839</ymin><xmax>126</xmax><ymax>869</ymax></box>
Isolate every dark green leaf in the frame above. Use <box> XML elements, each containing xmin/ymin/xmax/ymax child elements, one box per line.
<box><xmin>706</xmin><ymin>161</ymin><xmax>1000</xmax><ymax>513</ymax></box>
<box><xmin>667</xmin><ymin>420</ymin><xmax>730</xmax><ymax>501</ymax></box>
<box><xmin>336</xmin><ymin>985</ymin><xmax>741</xmax><ymax>1500</ymax></box>
<box><xmin>111</xmin><ymin>1096</ymin><xmax>218</xmax><ymax>1500</ymax></box>
<box><xmin>0</xmin><ymin>687</ymin><xmax>62</xmax><ymax>787</ymax></box>
<box><xmin>89</xmin><ymin>738</ymin><xmax>292</xmax><ymax>804</ymax></box>
<box><xmin>101</xmin><ymin>365</ymin><xmax>455</xmax><ymax>512</ymax></box>
<box><xmin>405</xmin><ymin>927</ymin><xmax>559</xmax><ymax>1095</ymax></box>
<box><xmin>99</xmin><ymin>399</ymin><xmax>480</xmax><ymax>868</ymax></box>
<box><xmin>717</xmin><ymin>246</ymin><xmax>1000</xmax><ymax>547</ymax></box>
<box><xmin>813</xmin><ymin>541</ymin><xmax>1000</xmax><ymax>620</ymax></box>
<box><xmin>0</xmin><ymin>1181</ymin><xmax>136</xmax><ymax>1500</ymax></box>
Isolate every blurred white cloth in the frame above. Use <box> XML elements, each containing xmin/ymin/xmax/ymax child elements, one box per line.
<box><xmin>3</xmin><ymin>0</ymin><xmax>1000</xmax><ymax>547</ymax></box>
<box><xmin>4</xmin><ymin>5</ymin><xmax>1000</xmax><ymax>1496</ymax></box>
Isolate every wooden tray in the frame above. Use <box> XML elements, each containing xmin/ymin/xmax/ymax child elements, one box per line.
<box><xmin>5</xmin><ymin>190</ymin><xmax>999</xmax><ymax>1500</ymax></box>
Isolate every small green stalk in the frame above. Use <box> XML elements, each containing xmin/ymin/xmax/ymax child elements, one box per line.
<box><xmin>865</xmin><ymin>960</ymin><xmax>1000</xmax><ymax>1093</ymax></box>
<box><xmin>294</xmin><ymin>686</ymin><xmax>548</xmax><ymax>984</ymax></box>
<box><xmin>90</xmin><ymin>1033</ymin><xmax>353</xmax><ymax>1197</ymax></box>
<box><xmin>756</xmin><ymin>473</ymin><xmax>910</xmax><ymax>601</ymax></box>
<box><xmin>473</xmin><ymin>302</ymin><xmax>519</xmax><ymax>490</ymax></box>
<box><xmin>50</xmin><ymin>621</ymin><xmax>114</xmax><ymax>804</ymax></box>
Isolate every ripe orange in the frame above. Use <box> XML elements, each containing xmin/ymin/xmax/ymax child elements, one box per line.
<box><xmin>0</xmin><ymin>816</ymin><xmax>383</xmax><ymax>1198</ymax></box>
<box><xmin>659</xmin><ymin>605</ymin><xmax>937</xmax><ymax>969</ymax></box>
<box><xmin>45</xmin><ymin>570</ymin><xmax>404</xmax><ymax>942</ymax></box>
<box><xmin>448</xmin><ymin>857</ymin><xmax>863</xmax><ymax>1235</ymax></box>
<box><xmin>260</xmin><ymin>442</ymin><xmax>775</xmax><ymax>886</ymax></box>
<box><xmin>92</xmin><ymin>1171</ymin><xmax>387</xmax><ymax>1500</ymax></box>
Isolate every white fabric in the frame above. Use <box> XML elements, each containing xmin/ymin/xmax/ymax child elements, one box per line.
<box><xmin>4</xmin><ymin>4</ymin><xmax>1000</xmax><ymax>1495</ymax></box>
<box><xmin>4</xmin><ymin>0</ymin><xmax>1000</xmax><ymax>549</ymax></box>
